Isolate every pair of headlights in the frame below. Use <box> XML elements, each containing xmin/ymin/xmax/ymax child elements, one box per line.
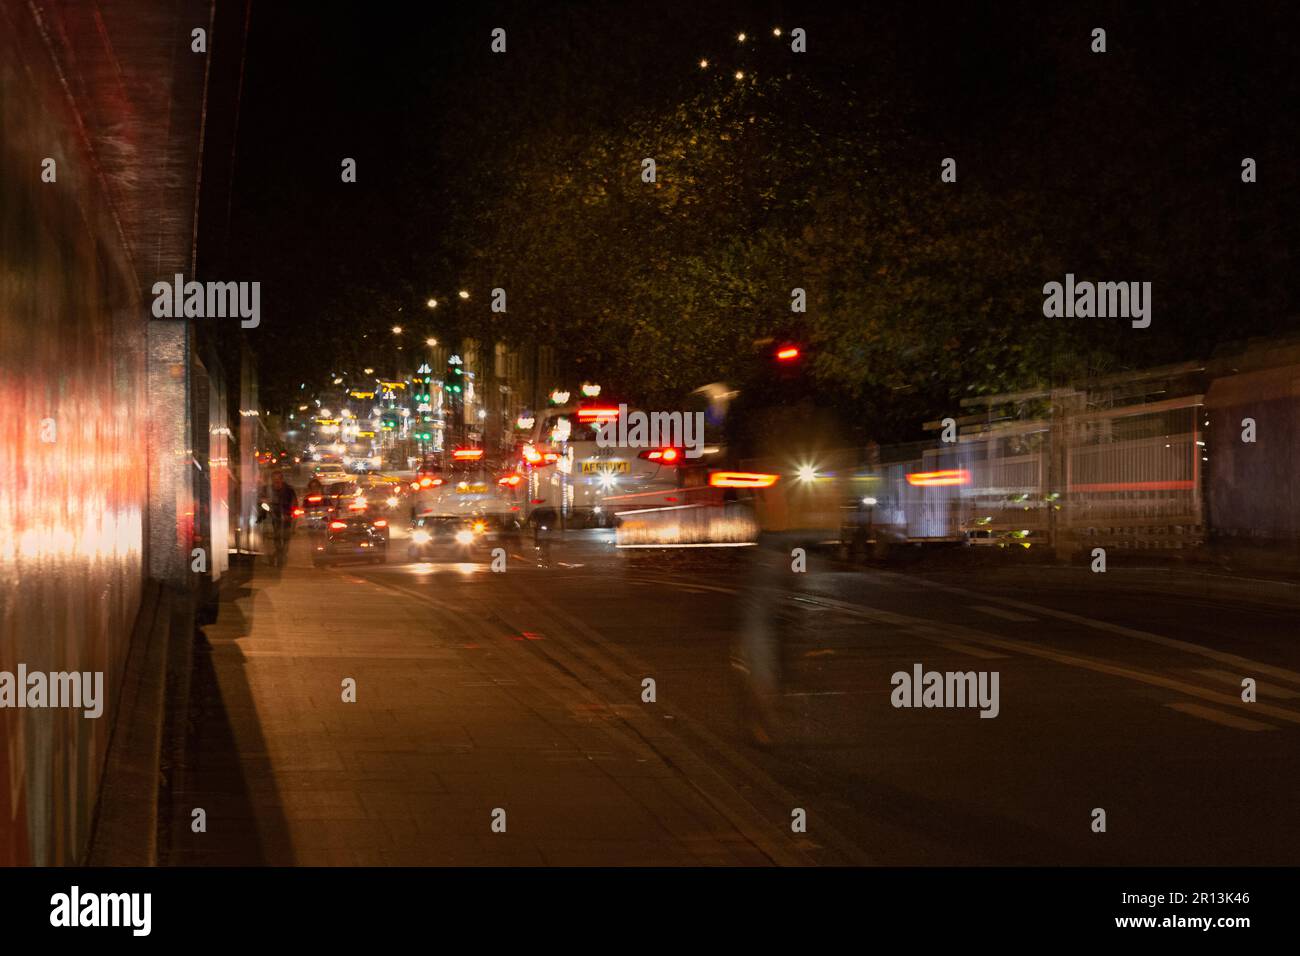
<box><xmin>411</xmin><ymin>528</ymin><xmax>479</xmax><ymax>546</ymax></box>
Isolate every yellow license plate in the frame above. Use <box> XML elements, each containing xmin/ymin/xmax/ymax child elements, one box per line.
<box><xmin>456</xmin><ymin>483</ymin><xmax>488</xmax><ymax>494</ymax></box>
<box><xmin>581</xmin><ymin>460</ymin><xmax>628</xmax><ymax>475</ymax></box>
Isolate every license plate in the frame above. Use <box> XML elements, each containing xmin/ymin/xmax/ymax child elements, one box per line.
<box><xmin>581</xmin><ymin>460</ymin><xmax>628</xmax><ymax>475</ymax></box>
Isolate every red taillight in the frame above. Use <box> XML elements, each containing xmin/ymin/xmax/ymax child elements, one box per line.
<box><xmin>709</xmin><ymin>471</ymin><xmax>779</xmax><ymax>488</ymax></box>
<box><xmin>905</xmin><ymin>469</ymin><xmax>970</xmax><ymax>487</ymax></box>
<box><xmin>348</xmin><ymin>500</ymin><xmax>367</xmax><ymax>511</ymax></box>
<box><xmin>372</xmin><ymin>519</ymin><xmax>387</xmax><ymax>528</ymax></box>
<box><xmin>530</xmin><ymin>498</ymin><xmax>546</xmax><ymax>504</ymax></box>
<box><xmin>577</xmin><ymin>407</ymin><xmax>620</xmax><ymax>423</ymax></box>
<box><xmin>306</xmin><ymin>495</ymin><xmax>323</xmax><ymax>503</ymax></box>
<box><xmin>524</xmin><ymin>445</ymin><xmax>559</xmax><ymax>466</ymax></box>
<box><xmin>292</xmin><ymin>507</ymin><xmax>305</xmax><ymax>517</ymax></box>
<box><xmin>639</xmin><ymin>447</ymin><xmax>682</xmax><ymax>464</ymax></box>
<box><xmin>776</xmin><ymin>345</ymin><xmax>800</xmax><ymax>361</ymax></box>
<box><xmin>452</xmin><ymin>448</ymin><xmax>484</xmax><ymax>461</ymax></box>
<box><xmin>329</xmin><ymin>520</ymin><xmax>347</xmax><ymax>530</ymax></box>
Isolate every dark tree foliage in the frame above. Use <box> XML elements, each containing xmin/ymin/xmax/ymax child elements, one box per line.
<box><xmin>229</xmin><ymin>2</ymin><xmax>1299</xmax><ymax>440</ymax></box>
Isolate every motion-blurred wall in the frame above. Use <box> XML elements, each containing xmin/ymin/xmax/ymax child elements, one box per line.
<box><xmin>0</xmin><ymin>0</ymin><xmax>243</xmax><ymax>865</ymax></box>
<box><xmin>0</xmin><ymin>2</ymin><xmax>147</xmax><ymax>866</ymax></box>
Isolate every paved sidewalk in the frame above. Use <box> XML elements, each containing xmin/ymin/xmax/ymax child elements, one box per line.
<box><xmin>163</xmin><ymin>538</ymin><xmax>779</xmax><ymax>865</ymax></box>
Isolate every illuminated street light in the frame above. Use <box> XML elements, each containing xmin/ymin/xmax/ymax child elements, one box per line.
<box><xmin>581</xmin><ymin>383</ymin><xmax>601</xmax><ymax>397</ymax></box>
<box><xmin>426</xmin><ymin>298</ymin><xmax>437</xmax><ymax>309</ymax></box>
<box><xmin>735</xmin><ymin>70</ymin><xmax>744</xmax><ymax>80</ymax></box>
<box><xmin>458</xmin><ymin>290</ymin><xmax>470</xmax><ymax>300</ymax></box>
<box><xmin>773</xmin><ymin>27</ymin><xmax>782</xmax><ymax>36</ymax></box>
<box><xmin>391</xmin><ymin>325</ymin><xmax>403</xmax><ymax>335</ymax></box>
<box><xmin>425</xmin><ymin>337</ymin><xmax>438</xmax><ymax>347</ymax></box>
<box><xmin>737</xmin><ymin>32</ymin><xmax>747</xmax><ymax>42</ymax></box>
<box><xmin>363</xmin><ymin>367</ymin><xmax>374</xmax><ymax>375</ymax></box>
<box><xmin>699</xmin><ymin>58</ymin><xmax>709</xmax><ymax>69</ymax></box>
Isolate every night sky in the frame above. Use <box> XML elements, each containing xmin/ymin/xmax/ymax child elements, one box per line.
<box><xmin>222</xmin><ymin>1</ymin><xmax>1299</xmax><ymax>416</ymax></box>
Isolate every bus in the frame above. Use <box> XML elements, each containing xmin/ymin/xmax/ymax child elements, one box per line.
<box><xmin>521</xmin><ymin>402</ymin><xmax>724</xmax><ymax>528</ymax></box>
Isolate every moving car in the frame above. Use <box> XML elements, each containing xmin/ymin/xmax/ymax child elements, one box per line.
<box><xmin>313</xmin><ymin>462</ymin><xmax>348</xmax><ymax>482</ymax></box>
<box><xmin>312</xmin><ymin>514</ymin><xmax>389</xmax><ymax>567</ymax></box>
<box><xmin>407</xmin><ymin>513</ymin><xmax>521</xmax><ymax>562</ymax></box>
<box><xmin>300</xmin><ymin>489</ymin><xmax>332</xmax><ymax>529</ymax></box>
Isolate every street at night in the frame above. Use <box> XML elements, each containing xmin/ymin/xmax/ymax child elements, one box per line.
<box><xmin>164</xmin><ymin>529</ymin><xmax>1300</xmax><ymax>868</ymax></box>
<box><xmin>2</xmin><ymin>0</ymin><xmax>1297</xmax><ymax>940</ymax></box>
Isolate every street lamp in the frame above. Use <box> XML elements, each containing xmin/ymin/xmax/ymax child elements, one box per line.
<box><xmin>426</xmin><ymin>298</ymin><xmax>437</xmax><ymax>309</ymax></box>
<box><xmin>458</xmin><ymin>290</ymin><xmax>470</xmax><ymax>300</ymax></box>
<box><xmin>391</xmin><ymin>325</ymin><xmax>403</xmax><ymax>335</ymax></box>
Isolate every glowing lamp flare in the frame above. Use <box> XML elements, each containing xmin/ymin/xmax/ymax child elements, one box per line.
<box><xmin>776</xmin><ymin>346</ymin><xmax>800</xmax><ymax>361</ymax></box>
<box><xmin>452</xmin><ymin>448</ymin><xmax>484</xmax><ymax>460</ymax></box>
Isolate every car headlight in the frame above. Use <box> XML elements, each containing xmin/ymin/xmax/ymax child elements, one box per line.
<box><xmin>386</xmin><ymin>496</ymin><xmax>399</xmax><ymax>508</ymax></box>
<box><xmin>455</xmin><ymin>530</ymin><xmax>474</xmax><ymax>545</ymax></box>
<box><xmin>411</xmin><ymin>530</ymin><xmax>431</xmax><ymax>545</ymax></box>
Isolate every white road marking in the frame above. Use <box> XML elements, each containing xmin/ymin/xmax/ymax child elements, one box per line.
<box><xmin>898</xmin><ymin>573</ymin><xmax>1300</xmax><ymax>686</ymax></box>
<box><xmin>937</xmin><ymin>640</ymin><xmax>1009</xmax><ymax>660</ymax></box>
<box><xmin>1193</xmin><ymin>668</ymin><xmax>1300</xmax><ymax>699</ymax></box>
<box><xmin>803</xmin><ymin>591</ymin><xmax>1300</xmax><ymax>725</ymax></box>
<box><xmin>971</xmin><ymin>605</ymin><xmax>1036</xmax><ymax>622</ymax></box>
<box><xmin>1166</xmin><ymin>702</ymin><xmax>1277</xmax><ymax>732</ymax></box>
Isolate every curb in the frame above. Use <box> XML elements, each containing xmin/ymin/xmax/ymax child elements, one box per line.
<box><xmin>84</xmin><ymin>581</ymin><xmax>191</xmax><ymax>865</ymax></box>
